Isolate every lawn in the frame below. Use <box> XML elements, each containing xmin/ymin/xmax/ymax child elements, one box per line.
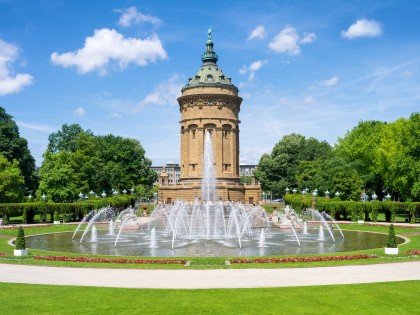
<box><xmin>0</xmin><ymin>281</ymin><xmax>419</xmax><ymax>314</ymax></box>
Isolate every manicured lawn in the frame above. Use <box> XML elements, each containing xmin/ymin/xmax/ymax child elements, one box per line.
<box><xmin>0</xmin><ymin>281</ymin><xmax>419</xmax><ymax>314</ymax></box>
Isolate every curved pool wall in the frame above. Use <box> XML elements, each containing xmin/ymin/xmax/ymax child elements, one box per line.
<box><xmin>26</xmin><ymin>229</ymin><xmax>402</xmax><ymax>257</ymax></box>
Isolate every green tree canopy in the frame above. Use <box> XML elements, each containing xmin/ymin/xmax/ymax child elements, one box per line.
<box><xmin>0</xmin><ymin>107</ymin><xmax>38</xmax><ymax>195</ymax></box>
<box><xmin>254</xmin><ymin>133</ymin><xmax>332</xmax><ymax>197</ymax></box>
<box><xmin>37</xmin><ymin>124</ymin><xmax>157</xmax><ymax>202</ymax></box>
<box><xmin>0</xmin><ymin>154</ymin><xmax>24</xmax><ymax>202</ymax></box>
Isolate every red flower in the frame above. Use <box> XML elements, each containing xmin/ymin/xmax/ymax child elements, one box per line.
<box><xmin>32</xmin><ymin>254</ymin><xmax>187</xmax><ymax>265</ymax></box>
<box><xmin>230</xmin><ymin>254</ymin><xmax>378</xmax><ymax>264</ymax></box>
<box><xmin>404</xmin><ymin>250</ymin><xmax>420</xmax><ymax>255</ymax></box>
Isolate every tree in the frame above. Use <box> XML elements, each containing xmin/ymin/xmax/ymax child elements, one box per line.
<box><xmin>95</xmin><ymin>135</ymin><xmax>157</xmax><ymax>191</ymax></box>
<box><xmin>47</xmin><ymin>123</ymin><xmax>91</xmax><ymax>153</ymax></box>
<box><xmin>15</xmin><ymin>226</ymin><xmax>26</xmax><ymax>250</ymax></box>
<box><xmin>0</xmin><ymin>107</ymin><xmax>38</xmax><ymax>195</ymax></box>
<box><xmin>0</xmin><ymin>154</ymin><xmax>24</xmax><ymax>202</ymax></box>
<box><xmin>335</xmin><ymin>120</ymin><xmax>385</xmax><ymax>196</ymax></box>
<box><xmin>335</xmin><ymin>115</ymin><xmax>419</xmax><ymax>201</ymax></box>
<box><xmin>254</xmin><ymin>133</ymin><xmax>332</xmax><ymax>197</ymax></box>
<box><xmin>38</xmin><ymin>125</ymin><xmax>157</xmax><ymax>202</ymax></box>
<box><xmin>37</xmin><ymin>151</ymin><xmax>79</xmax><ymax>202</ymax></box>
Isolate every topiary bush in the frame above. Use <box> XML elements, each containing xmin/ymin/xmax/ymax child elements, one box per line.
<box><xmin>386</xmin><ymin>224</ymin><xmax>397</xmax><ymax>248</ymax></box>
<box><xmin>15</xmin><ymin>226</ymin><xmax>26</xmax><ymax>250</ymax></box>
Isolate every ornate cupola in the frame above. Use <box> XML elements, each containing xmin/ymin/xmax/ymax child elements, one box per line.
<box><xmin>182</xmin><ymin>29</ymin><xmax>237</xmax><ymax>91</ymax></box>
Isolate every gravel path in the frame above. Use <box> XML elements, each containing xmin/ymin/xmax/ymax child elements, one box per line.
<box><xmin>0</xmin><ymin>261</ymin><xmax>419</xmax><ymax>289</ymax></box>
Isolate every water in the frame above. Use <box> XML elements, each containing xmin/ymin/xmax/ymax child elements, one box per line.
<box><xmin>201</xmin><ymin>131</ymin><xmax>216</xmax><ymax>202</ymax></box>
<box><xmin>302</xmin><ymin>221</ymin><xmax>308</xmax><ymax>234</ymax></box>
<box><xmin>90</xmin><ymin>226</ymin><xmax>97</xmax><ymax>242</ymax></box>
<box><xmin>149</xmin><ymin>227</ymin><xmax>157</xmax><ymax>248</ymax></box>
<box><xmin>27</xmin><ymin>229</ymin><xmax>400</xmax><ymax>257</ymax></box>
<box><xmin>60</xmin><ymin>130</ymin><xmax>353</xmax><ymax>257</ymax></box>
<box><xmin>258</xmin><ymin>229</ymin><xmax>266</xmax><ymax>247</ymax></box>
<box><xmin>318</xmin><ymin>226</ymin><xmax>325</xmax><ymax>241</ymax></box>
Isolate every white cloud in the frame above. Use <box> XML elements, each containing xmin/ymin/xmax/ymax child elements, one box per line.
<box><xmin>238</xmin><ymin>66</ymin><xmax>247</xmax><ymax>75</ymax></box>
<box><xmin>17</xmin><ymin>121</ymin><xmax>54</xmax><ymax>133</ymax></box>
<box><xmin>300</xmin><ymin>32</ymin><xmax>316</xmax><ymax>44</ymax></box>
<box><xmin>341</xmin><ymin>19</ymin><xmax>382</xmax><ymax>39</ymax></box>
<box><xmin>116</xmin><ymin>7</ymin><xmax>161</xmax><ymax>27</ymax></box>
<box><xmin>303</xmin><ymin>95</ymin><xmax>315</xmax><ymax>104</ymax></box>
<box><xmin>135</xmin><ymin>74</ymin><xmax>184</xmax><ymax>111</ymax></box>
<box><xmin>0</xmin><ymin>39</ymin><xmax>33</xmax><ymax>95</ymax></box>
<box><xmin>269</xmin><ymin>26</ymin><xmax>316</xmax><ymax>55</ymax></box>
<box><xmin>248</xmin><ymin>25</ymin><xmax>267</xmax><ymax>41</ymax></box>
<box><xmin>239</xmin><ymin>60</ymin><xmax>267</xmax><ymax>81</ymax></box>
<box><xmin>320</xmin><ymin>76</ymin><xmax>339</xmax><ymax>87</ymax></box>
<box><xmin>73</xmin><ymin>107</ymin><xmax>85</xmax><ymax>117</ymax></box>
<box><xmin>51</xmin><ymin>28</ymin><xmax>167</xmax><ymax>75</ymax></box>
<box><xmin>249</xmin><ymin>60</ymin><xmax>265</xmax><ymax>71</ymax></box>
<box><xmin>109</xmin><ymin>112</ymin><xmax>122</xmax><ymax>119</ymax></box>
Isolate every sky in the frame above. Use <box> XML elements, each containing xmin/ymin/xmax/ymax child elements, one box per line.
<box><xmin>1</xmin><ymin>0</ymin><xmax>419</xmax><ymax>167</ymax></box>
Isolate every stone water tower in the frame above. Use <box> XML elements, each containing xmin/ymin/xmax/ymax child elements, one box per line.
<box><xmin>158</xmin><ymin>30</ymin><xmax>261</xmax><ymax>203</ymax></box>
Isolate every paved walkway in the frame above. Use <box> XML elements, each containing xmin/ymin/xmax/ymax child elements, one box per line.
<box><xmin>0</xmin><ymin>262</ymin><xmax>419</xmax><ymax>289</ymax></box>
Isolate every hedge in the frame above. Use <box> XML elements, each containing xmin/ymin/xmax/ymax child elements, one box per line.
<box><xmin>0</xmin><ymin>195</ymin><xmax>137</xmax><ymax>224</ymax></box>
<box><xmin>284</xmin><ymin>194</ymin><xmax>420</xmax><ymax>223</ymax></box>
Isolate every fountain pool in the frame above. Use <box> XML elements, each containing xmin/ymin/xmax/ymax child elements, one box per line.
<box><xmin>26</xmin><ymin>227</ymin><xmax>399</xmax><ymax>257</ymax></box>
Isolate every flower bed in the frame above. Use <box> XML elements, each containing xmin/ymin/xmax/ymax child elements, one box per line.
<box><xmin>31</xmin><ymin>254</ymin><xmax>187</xmax><ymax>265</ymax></box>
<box><xmin>404</xmin><ymin>250</ymin><xmax>420</xmax><ymax>255</ymax></box>
<box><xmin>230</xmin><ymin>254</ymin><xmax>378</xmax><ymax>264</ymax></box>
<box><xmin>0</xmin><ymin>224</ymin><xmax>51</xmax><ymax>230</ymax></box>
<box><xmin>0</xmin><ymin>252</ymin><xmax>186</xmax><ymax>264</ymax></box>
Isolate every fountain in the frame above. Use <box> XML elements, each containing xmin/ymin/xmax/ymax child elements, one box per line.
<box><xmin>149</xmin><ymin>227</ymin><xmax>157</xmax><ymax>248</ymax></box>
<box><xmin>90</xmin><ymin>226</ymin><xmax>97</xmax><ymax>243</ymax></box>
<box><xmin>28</xmin><ymin>131</ymin><xmax>362</xmax><ymax>257</ymax></box>
<box><xmin>258</xmin><ymin>229</ymin><xmax>266</xmax><ymax>247</ymax></box>
<box><xmin>318</xmin><ymin>226</ymin><xmax>325</xmax><ymax>241</ymax></box>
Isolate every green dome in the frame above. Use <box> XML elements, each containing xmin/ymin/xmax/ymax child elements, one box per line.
<box><xmin>183</xmin><ymin>29</ymin><xmax>237</xmax><ymax>91</ymax></box>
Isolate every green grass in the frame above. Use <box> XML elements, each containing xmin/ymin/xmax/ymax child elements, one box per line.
<box><xmin>0</xmin><ymin>281</ymin><xmax>419</xmax><ymax>314</ymax></box>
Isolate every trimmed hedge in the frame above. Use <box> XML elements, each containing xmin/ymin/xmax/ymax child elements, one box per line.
<box><xmin>284</xmin><ymin>194</ymin><xmax>419</xmax><ymax>223</ymax></box>
<box><xmin>0</xmin><ymin>195</ymin><xmax>136</xmax><ymax>224</ymax></box>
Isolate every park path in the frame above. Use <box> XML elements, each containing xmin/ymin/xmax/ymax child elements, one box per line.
<box><xmin>0</xmin><ymin>261</ymin><xmax>419</xmax><ymax>289</ymax></box>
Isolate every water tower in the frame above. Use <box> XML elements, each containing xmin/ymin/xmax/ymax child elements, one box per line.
<box><xmin>158</xmin><ymin>29</ymin><xmax>261</xmax><ymax>204</ymax></box>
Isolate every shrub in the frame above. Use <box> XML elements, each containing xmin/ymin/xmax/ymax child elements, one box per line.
<box><xmin>15</xmin><ymin>226</ymin><xmax>26</xmax><ymax>250</ymax></box>
<box><xmin>2</xmin><ymin>213</ymin><xmax>9</xmax><ymax>225</ymax></box>
<box><xmin>386</xmin><ymin>224</ymin><xmax>397</xmax><ymax>248</ymax></box>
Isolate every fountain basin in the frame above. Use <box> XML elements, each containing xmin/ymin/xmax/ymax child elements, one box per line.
<box><xmin>26</xmin><ymin>229</ymin><xmax>402</xmax><ymax>257</ymax></box>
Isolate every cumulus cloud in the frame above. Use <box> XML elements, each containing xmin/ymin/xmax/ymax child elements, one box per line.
<box><xmin>116</xmin><ymin>6</ymin><xmax>161</xmax><ymax>27</ymax></box>
<box><xmin>320</xmin><ymin>76</ymin><xmax>339</xmax><ymax>87</ymax></box>
<box><xmin>239</xmin><ymin>59</ymin><xmax>267</xmax><ymax>81</ymax></box>
<box><xmin>73</xmin><ymin>107</ymin><xmax>85</xmax><ymax>117</ymax></box>
<box><xmin>0</xmin><ymin>39</ymin><xmax>33</xmax><ymax>95</ymax></box>
<box><xmin>341</xmin><ymin>19</ymin><xmax>382</xmax><ymax>39</ymax></box>
<box><xmin>248</xmin><ymin>25</ymin><xmax>267</xmax><ymax>41</ymax></box>
<box><xmin>135</xmin><ymin>74</ymin><xmax>183</xmax><ymax>111</ymax></box>
<box><xmin>50</xmin><ymin>28</ymin><xmax>167</xmax><ymax>75</ymax></box>
<box><xmin>269</xmin><ymin>26</ymin><xmax>316</xmax><ymax>55</ymax></box>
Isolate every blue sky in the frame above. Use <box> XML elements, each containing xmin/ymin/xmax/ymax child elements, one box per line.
<box><xmin>1</xmin><ymin>0</ymin><xmax>419</xmax><ymax>167</ymax></box>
